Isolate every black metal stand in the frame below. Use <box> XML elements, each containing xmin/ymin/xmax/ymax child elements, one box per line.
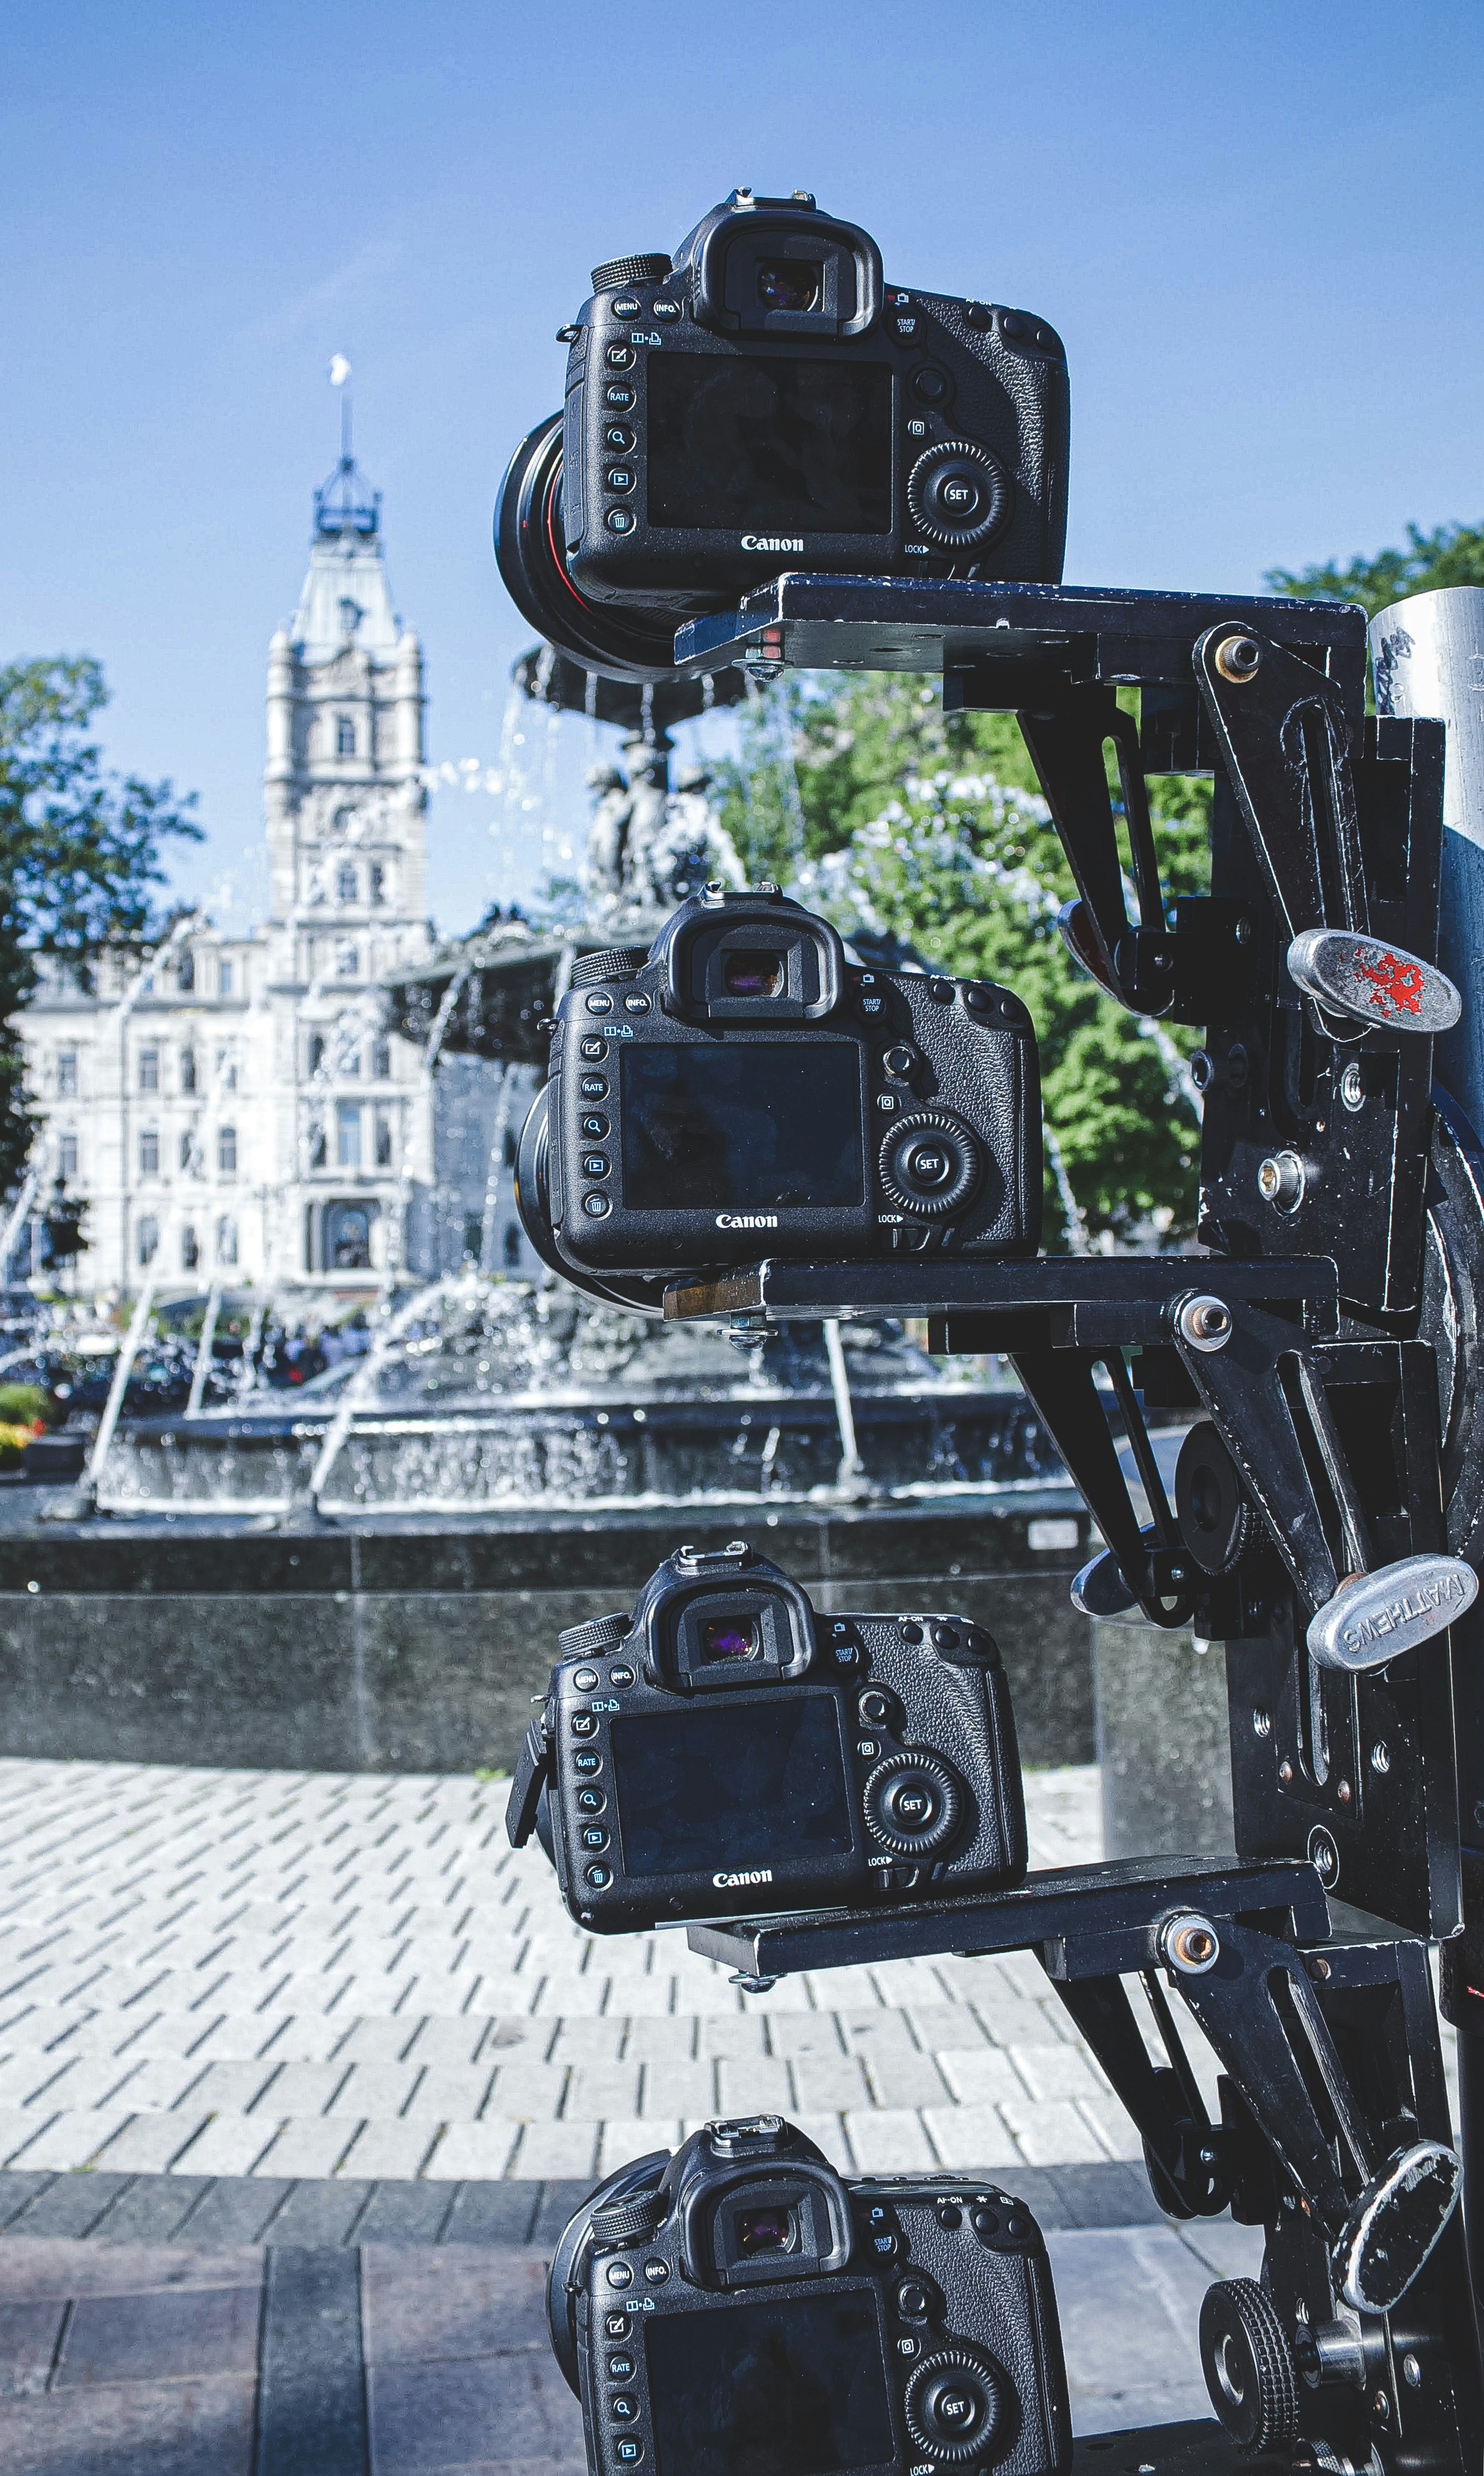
<box><xmin>652</xmin><ymin>572</ymin><xmax>1484</xmax><ymax>2470</ymax></box>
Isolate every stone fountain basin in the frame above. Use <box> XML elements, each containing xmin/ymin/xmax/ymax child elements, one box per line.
<box><xmin>0</xmin><ymin>1491</ymin><xmax>1094</xmax><ymax>1776</ymax></box>
<box><xmin>98</xmin><ymin>1381</ymin><xmax>1060</xmax><ymax>1516</ymax></box>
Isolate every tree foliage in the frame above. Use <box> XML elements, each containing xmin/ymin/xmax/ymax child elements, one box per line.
<box><xmin>1266</xmin><ymin>520</ymin><xmax>1484</xmax><ymax>617</ymax></box>
<box><xmin>716</xmin><ymin>675</ymin><xmax>1208</xmax><ymax>1248</ymax></box>
<box><xmin>0</xmin><ymin>657</ymin><xmax>200</xmax><ymax>1190</ymax></box>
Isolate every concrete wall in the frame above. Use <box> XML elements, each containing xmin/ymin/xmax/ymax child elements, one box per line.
<box><xmin>0</xmin><ymin>1498</ymin><xmax>1097</xmax><ymax>1777</ymax></box>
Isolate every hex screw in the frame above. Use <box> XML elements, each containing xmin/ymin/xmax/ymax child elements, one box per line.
<box><xmin>1214</xmin><ymin>633</ymin><xmax>1262</xmax><ymax>684</ymax></box>
<box><xmin>1371</xmin><ymin>1742</ymin><xmax>1390</xmax><ymax>1774</ymax></box>
<box><xmin>1253</xmin><ymin>1708</ymin><xmax>1271</xmax><ymax>1739</ymax></box>
<box><xmin>1340</xmin><ymin>1061</ymin><xmax>1364</xmax><ymax>1112</ymax></box>
<box><xmin>1258</xmin><ymin>1150</ymin><xmax>1305</xmax><ymax>1211</ymax></box>
<box><xmin>1403</xmin><ymin>2355</ymin><xmax>1422</xmax><ymax>2389</ymax></box>
<box><xmin>1162</xmin><ymin>1912</ymin><xmax>1220</xmax><ymax>1975</ymax></box>
<box><xmin>1175</xmin><ymin>1293</ymin><xmax>1233</xmax><ymax>1353</ymax></box>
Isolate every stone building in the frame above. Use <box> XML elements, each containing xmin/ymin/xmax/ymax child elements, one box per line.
<box><xmin>20</xmin><ymin>447</ymin><xmax>452</xmax><ymax>1294</ymax></box>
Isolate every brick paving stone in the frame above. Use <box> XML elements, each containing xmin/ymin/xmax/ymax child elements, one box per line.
<box><xmin>172</xmin><ymin>2114</ymin><xmax>282</xmax><ymax>2178</ymax></box>
<box><xmin>253</xmin><ymin>2117</ymin><xmax>358</xmax><ymax>2178</ymax></box>
<box><xmin>936</xmin><ymin>2046</ymin><xmax>1022</xmax><ymax>2104</ymax></box>
<box><xmin>10</xmin><ymin>2110</ymin><xmax>134</xmax><ymax>2172</ymax></box>
<box><xmin>185</xmin><ymin>2061</ymin><xmax>284</xmax><ymax>2115</ymax></box>
<box><xmin>340</xmin><ymin>2119</ymin><xmax>440</xmax><ymax>2180</ymax></box>
<box><xmin>623</xmin><ymin>2017</ymin><xmax>695</xmax><ymax>2062</ymax></box>
<box><xmin>92</xmin><ymin>2112</ymin><xmax>214</xmax><ymax>2174</ymax></box>
<box><xmin>921</xmin><ymin>2104</ymin><xmax>1022</xmax><ymax>2170</ymax></box>
<box><xmin>638</xmin><ymin>2059</ymin><xmax>714</xmax><ymax>2118</ymax></box>
<box><xmin>0</xmin><ymin>2110</ymin><xmax>58</xmax><ymax>2166</ymax></box>
<box><xmin>1075</xmin><ymin>2095</ymin><xmax>1144</xmax><ymax>2162</ymax></box>
<box><xmin>715</xmin><ymin>2055</ymin><xmax>793</xmax><ymax>2115</ymax></box>
<box><xmin>0</xmin><ymin>2296</ymin><xmax>68</xmax><ymax>2395</ymax></box>
<box><xmin>1000</xmin><ymin>2096</ymin><xmax>1108</xmax><ymax>2165</ymax></box>
<box><xmin>766</xmin><ymin>2013</ymin><xmax>845</xmax><ymax>2058</ymax></box>
<box><xmin>597</xmin><ymin>2117</ymin><xmax>681</xmax><ymax>2176</ymax></box>
<box><xmin>252</xmin><ymin>2059</ymin><xmax>352</xmax><ymax>2116</ymax></box>
<box><xmin>844</xmin><ymin>2108</ymin><xmax>938</xmax><ymax>2171</ymax></box>
<box><xmin>56</xmin><ymin>2281</ymin><xmax>261</xmax><ymax>2385</ymax></box>
<box><xmin>789</xmin><ymin>2053</ymin><xmax>873</xmax><ymax>2112</ymax></box>
<box><xmin>336</xmin><ymin>2017</ymin><xmax>424</xmax><ymax>2064</ymax></box>
<box><xmin>697</xmin><ymin>2015</ymin><xmax>768</xmax><ymax>2059</ymax></box>
<box><xmin>1009</xmin><ymin>2044</ymin><xmax>1108</xmax><ymax>2102</ymax></box>
<box><xmin>482</xmin><ymin>2062</ymin><xmax>567</xmax><ymax>2120</ymax></box>
<box><xmin>507</xmin><ymin>2120</ymin><xmax>598</xmax><ymax>2180</ymax></box>
<box><xmin>565</xmin><ymin>2063</ymin><xmax>641</xmax><ymax>2121</ymax></box>
<box><xmin>324</xmin><ymin>2061</ymin><xmax>424</xmax><ymax>2119</ymax></box>
<box><xmin>546</xmin><ymin>2019</ymin><xmax>626</xmax><ymax>2063</ymax></box>
<box><xmin>862</xmin><ymin>2052</ymin><xmax>952</xmax><ymax>2109</ymax></box>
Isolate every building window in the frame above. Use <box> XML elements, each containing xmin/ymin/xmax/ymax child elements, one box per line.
<box><xmin>336</xmin><ymin>860</ymin><xmax>357</xmax><ymax>903</ymax></box>
<box><xmin>372</xmin><ymin>1037</ymin><xmax>391</xmax><ymax>1080</ymax></box>
<box><xmin>216</xmin><ymin>1046</ymin><xmax>237</xmax><ymax>1092</ymax></box>
<box><xmin>336</xmin><ymin>716</ymin><xmax>356</xmax><ymax>757</ymax></box>
<box><xmin>137</xmin><ymin>1214</ymin><xmax>158</xmax><ymax>1268</ymax></box>
<box><xmin>177</xmin><ymin>950</ymin><xmax>195</xmax><ymax>993</ymax></box>
<box><xmin>309</xmin><ymin>1120</ymin><xmax>327</xmax><ymax>1169</ymax></box>
<box><xmin>324</xmin><ymin>1201</ymin><xmax>373</xmax><ymax>1270</ymax></box>
<box><xmin>58</xmin><ymin>1132</ymin><xmax>78</xmax><ymax>1181</ymax></box>
<box><xmin>180</xmin><ymin>1129</ymin><xmax>197</xmax><ymax>1174</ymax></box>
<box><xmin>180</xmin><ymin>1047</ymin><xmax>197</xmax><ymax>1094</ymax></box>
<box><xmin>216</xmin><ymin>1215</ymin><xmax>238</xmax><ymax>1267</ymax></box>
<box><xmin>56</xmin><ymin>1050</ymin><xmax>78</xmax><ymax>1098</ymax></box>
<box><xmin>217</xmin><ymin>1125</ymin><xmax>237</xmax><ymax>1177</ymax></box>
<box><xmin>369</xmin><ymin>863</ymin><xmax>385</xmax><ymax>906</ymax></box>
<box><xmin>181</xmin><ymin>1224</ymin><xmax>199</xmax><ymax>1272</ymax></box>
<box><xmin>308</xmin><ymin>1033</ymin><xmax>325</xmax><ymax>1076</ymax></box>
<box><xmin>374</xmin><ymin>1109</ymin><xmax>393</xmax><ymax>1167</ymax></box>
<box><xmin>139</xmin><ymin>1127</ymin><xmax>159</xmax><ymax>1176</ymax></box>
<box><xmin>219</xmin><ymin>958</ymin><xmax>234</xmax><ymax>997</ymax></box>
<box><xmin>138</xmin><ymin>1046</ymin><xmax>159</xmax><ymax>1093</ymax></box>
<box><xmin>337</xmin><ymin>1102</ymin><xmax>362</xmax><ymax>1169</ymax></box>
<box><xmin>334</xmin><ymin>940</ymin><xmax>358</xmax><ymax>978</ymax></box>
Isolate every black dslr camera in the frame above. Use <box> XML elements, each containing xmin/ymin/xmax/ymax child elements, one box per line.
<box><xmin>495</xmin><ymin>187</ymin><xmax>1069</xmax><ymax>683</ymax></box>
<box><xmin>515</xmin><ymin>885</ymin><xmax>1041</xmax><ymax>1298</ymax></box>
<box><xmin>505</xmin><ymin>1540</ymin><xmax>1027</xmax><ymax>1931</ymax></box>
<box><xmin>549</xmin><ymin>2114</ymin><xmax>1072</xmax><ymax>2476</ymax></box>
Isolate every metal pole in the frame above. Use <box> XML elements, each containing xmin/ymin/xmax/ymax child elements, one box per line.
<box><xmin>1373</xmin><ymin>585</ymin><xmax>1484</xmax><ymax>2307</ymax></box>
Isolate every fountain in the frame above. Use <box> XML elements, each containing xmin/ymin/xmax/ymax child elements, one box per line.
<box><xmin>0</xmin><ymin>655</ymin><xmax>1094</xmax><ymax>1780</ymax></box>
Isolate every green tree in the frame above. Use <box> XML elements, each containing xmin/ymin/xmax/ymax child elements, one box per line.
<box><xmin>1267</xmin><ymin>519</ymin><xmax>1484</xmax><ymax>616</ymax></box>
<box><xmin>720</xmin><ymin>672</ymin><xmax>1207</xmax><ymax>1247</ymax></box>
<box><xmin>0</xmin><ymin>657</ymin><xmax>200</xmax><ymax>1189</ymax></box>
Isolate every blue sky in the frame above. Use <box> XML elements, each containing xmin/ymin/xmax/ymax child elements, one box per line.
<box><xmin>3</xmin><ymin>1</ymin><xmax>1481</xmax><ymax>935</ymax></box>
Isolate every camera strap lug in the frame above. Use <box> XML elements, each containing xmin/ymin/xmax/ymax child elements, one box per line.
<box><xmin>505</xmin><ymin>1711</ymin><xmax>552</xmax><ymax>1849</ymax></box>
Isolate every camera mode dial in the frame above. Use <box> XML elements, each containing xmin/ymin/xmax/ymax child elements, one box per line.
<box><xmin>906</xmin><ymin>440</ymin><xmax>1011</xmax><ymax>549</ymax></box>
<box><xmin>590</xmin><ymin>2190</ymin><xmax>667</xmax><ymax>2246</ymax></box>
<box><xmin>559</xmin><ymin>1612</ymin><xmax>633</xmax><ymax>1658</ymax></box>
<box><xmin>903</xmin><ymin>2345</ymin><xmax>1008</xmax><ymax>2464</ymax></box>
<box><xmin>863</xmin><ymin>1751</ymin><xmax>963</xmax><ymax>1856</ymax></box>
<box><xmin>878</xmin><ymin>1110</ymin><xmax>982</xmax><ymax>1218</ymax></box>
<box><xmin>591</xmin><ymin>253</ymin><xmax>673</xmax><ymax>292</ymax></box>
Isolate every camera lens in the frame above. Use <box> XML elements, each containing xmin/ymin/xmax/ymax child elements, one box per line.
<box><xmin>699</xmin><ymin>1615</ymin><xmax>760</xmax><ymax>1661</ymax></box>
<box><xmin>722</xmin><ymin>951</ymin><xmax>785</xmax><ymax>998</ymax></box>
<box><xmin>757</xmin><ymin>260</ymin><xmax>821</xmax><ymax>314</ymax></box>
<box><xmin>736</xmin><ymin>2204</ymin><xmax>794</xmax><ymax>2254</ymax></box>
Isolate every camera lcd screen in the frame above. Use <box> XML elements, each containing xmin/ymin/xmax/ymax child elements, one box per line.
<box><xmin>647</xmin><ymin>354</ymin><xmax>893</xmax><ymax>533</ymax></box>
<box><xmin>619</xmin><ymin>1044</ymin><xmax>864</xmax><ymax>1211</ymax></box>
<box><xmin>645</xmin><ymin>2291</ymin><xmax>894</xmax><ymax>2476</ymax></box>
<box><xmin>610</xmin><ymin>1694</ymin><xmax>852</xmax><ymax>1877</ymax></box>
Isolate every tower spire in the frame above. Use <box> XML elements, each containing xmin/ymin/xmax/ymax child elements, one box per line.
<box><xmin>315</xmin><ymin>355</ymin><xmax>380</xmax><ymax>540</ymax></box>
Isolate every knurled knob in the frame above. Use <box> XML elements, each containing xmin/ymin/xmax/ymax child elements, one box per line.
<box><xmin>558</xmin><ymin>1612</ymin><xmax>632</xmax><ymax>1659</ymax></box>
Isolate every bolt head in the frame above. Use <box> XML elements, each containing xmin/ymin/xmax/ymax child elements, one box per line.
<box><xmin>1215</xmin><ymin>633</ymin><xmax>1262</xmax><ymax>683</ymax></box>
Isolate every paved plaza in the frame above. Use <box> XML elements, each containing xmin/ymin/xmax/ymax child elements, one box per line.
<box><xmin>0</xmin><ymin>1756</ymin><xmax>1161</xmax><ymax>2187</ymax></box>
